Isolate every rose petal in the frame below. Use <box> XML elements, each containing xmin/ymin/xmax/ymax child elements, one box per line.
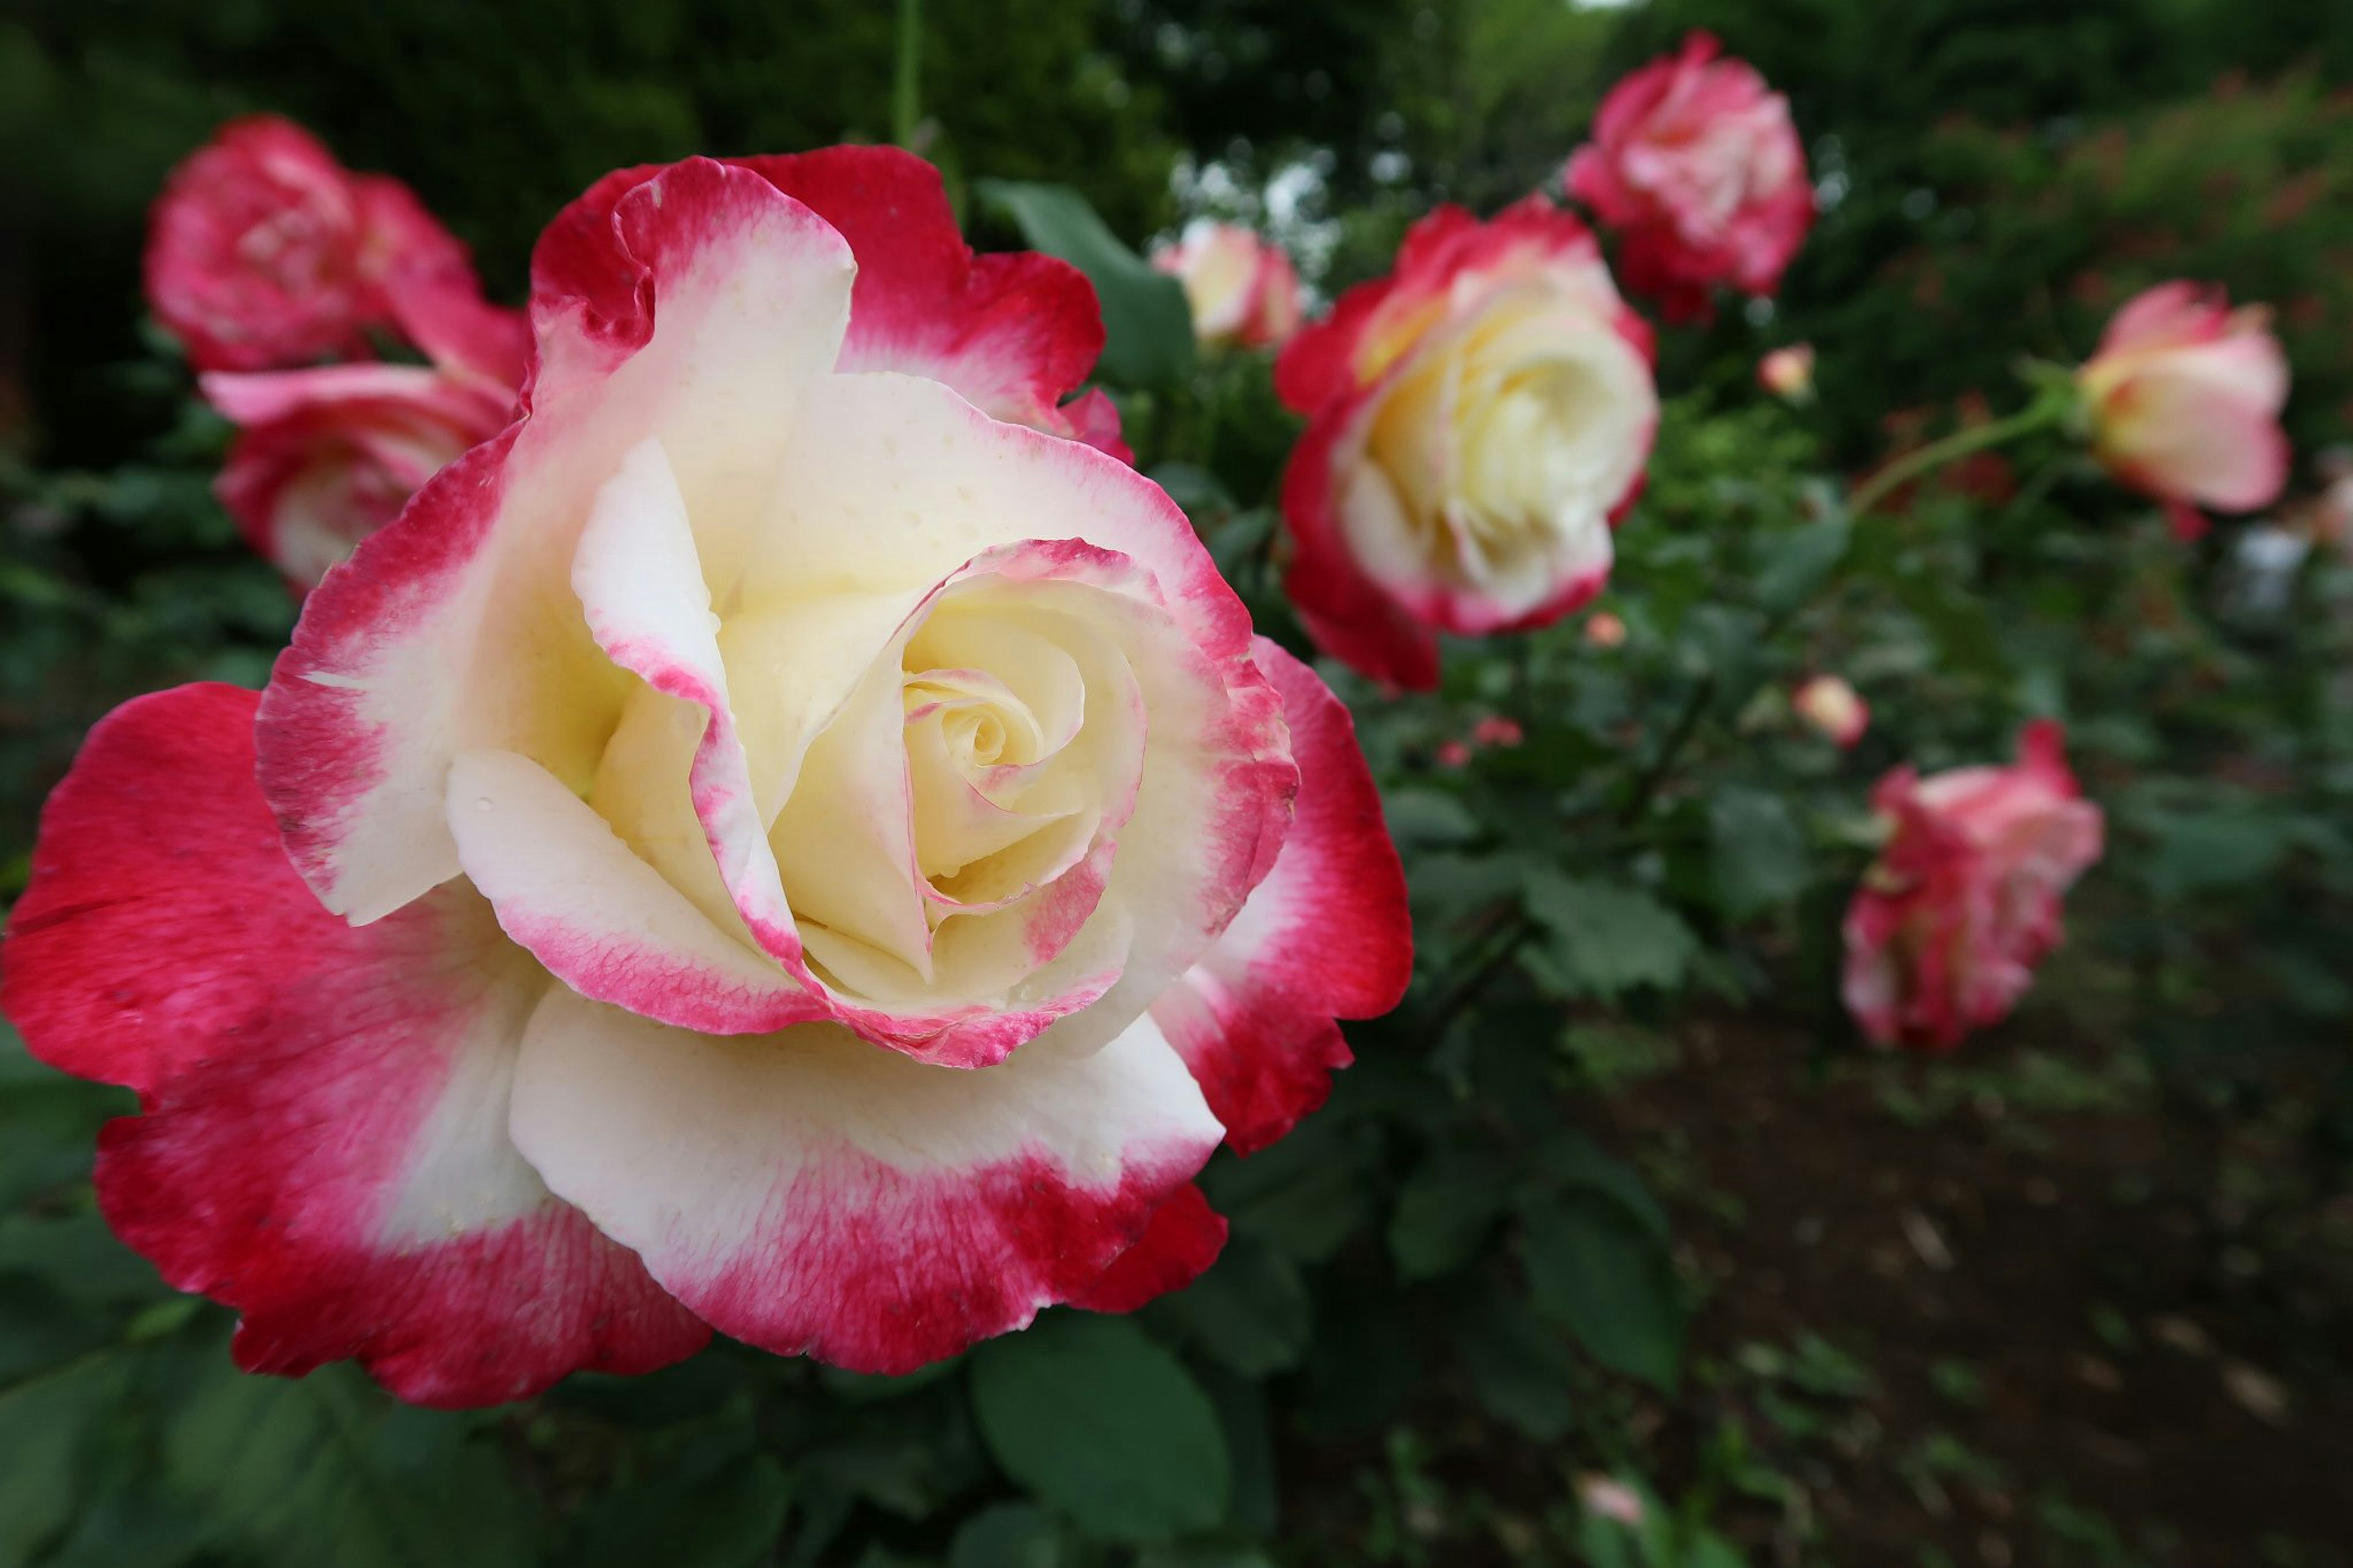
<box><xmin>1150</xmin><ymin>641</ymin><xmax>1413</xmax><ymax>1152</ymax></box>
<box><xmin>507</xmin><ymin>993</ymin><xmax>1225</xmax><ymax>1374</ymax></box>
<box><xmin>2</xmin><ymin>684</ymin><xmax>706</xmax><ymax>1407</ymax></box>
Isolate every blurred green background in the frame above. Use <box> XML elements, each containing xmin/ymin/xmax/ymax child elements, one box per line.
<box><xmin>4</xmin><ymin>2</ymin><xmax>2353</xmax><ymax>1565</ymax></box>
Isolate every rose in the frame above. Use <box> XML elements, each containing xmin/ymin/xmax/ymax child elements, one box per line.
<box><xmin>1841</xmin><ymin>722</ymin><xmax>2104</xmax><ymax>1053</ymax></box>
<box><xmin>1</xmin><ymin>149</ymin><xmax>1412</xmax><ymax>1405</ymax></box>
<box><xmin>1152</xmin><ymin>222</ymin><xmax>1304</xmax><ymax>348</ymax></box>
<box><xmin>2077</xmin><ymin>281</ymin><xmax>2290</xmax><ymax>541</ymax></box>
<box><xmin>1792</xmin><ymin>674</ymin><xmax>1868</xmax><ymax>748</ymax></box>
<box><xmin>1273</xmin><ymin>197</ymin><xmax>1657</xmax><ymax>689</ymax></box>
<box><xmin>145</xmin><ymin>115</ymin><xmax>479</xmax><ymax>373</ymax></box>
<box><xmin>204</xmin><ymin>284</ymin><xmax>529</xmax><ymax>588</ymax></box>
<box><xmin>1564</xmin><ymin>32</ymin><xmax>1814</xmax><ymax>323</ymax></box>
<box><xmin>197</xmin><ymin>143</ymin><xmax>1132</xmax><ymax>587</ymax></box>
<box><xmin>1758</xmin><ymin>343</ymin><xmax>1815</xmax><ymax>403</ymax></box>
<box><xmin>207</xmin><ymin>363</ymin><xmax>513</xmax><ymax>589</ymax></box>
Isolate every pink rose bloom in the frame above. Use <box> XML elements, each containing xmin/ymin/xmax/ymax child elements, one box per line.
<box><xmin>1276</xmin><ymin>198</ymin><xmax>1658</xmax><ymax>689</ymax></box>
<box><xmin>1</xmin><ymin>150</ymin><xmax>1411</xmax><ymax>1406</ymax></box>
<box><xmin>1792</xmin><ymin>673</ymin><xmax>1868</xmax><ymax>748</ymax></box>
<box><xmin>1565</xmin><ymin>32</ymin><xmax>1814</xmax><ymax>323</ymax></box>
<box><xmin>1584</xmin><ymin>610</ymin><xmax>1628</xmax><ymax>649</ymax></box>
<box><xmin>146</xmin><ymin>115</ymin><xmax>477</xmax><ymax>372</ymax></box>
<box><xmin>203</xmin><ymin>283</ymin><xmax>528</xmax><ymax>588</ymax></box>
<box><xmin>2078</xmin><ymin>281</ymin><xmax>2291</xmax><ymax>542</ymax></box>
<box><xmin>1759</xmin><ymin>343</ymin><xmax>1815</xmax><ymax>403</ymax></box>
<box><xmin>1471</xmin><ymin>715</ymin><xmax>1525</xmax><ymax>748</ymax></box>
<box><xmin>1153</xmin><ymin>221</ymin><xmax>1303</xmax><ymax>349</ymax></box>
<box><xmin>1841</xmin><ymin>722</ymin><xmax>2104</xmax><ymax>1053</ymax></box>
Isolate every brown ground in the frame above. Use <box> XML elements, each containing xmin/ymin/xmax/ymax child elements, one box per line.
<box><xmin>1596</xmin><ymin>1020</ymin><xmax>2353</xmax><ymax>1567</ymax></box>
<box><xmin>1283</xmin><ymin>1017</ymin><xmax>2353</xmax><ymax>1567</ymax></box>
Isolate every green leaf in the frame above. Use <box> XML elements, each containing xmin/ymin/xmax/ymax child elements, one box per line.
<box><xmin>2140</xmin><ymin>808</ymin><xmax>2292</xmax><ymax>899</ymax></box>
<box><xmin>976</xmin><ymin>180</ymin><xmax>1195</xmax><ymax>388</ymax></box>
<box><xmin>948</xmin><ymin>1502</ymin><xmax>1062</xmax><ymax>1568</ymax></box>
<box><xmin>163</xmin><ymin>1358</ymin><xmax>533</xmax><ymax>1568</ymax></box>
<box><xmin>1523</xmin><ymin>873</ymin><xmax>1699</xmax><ymax>1001</ymax></box>
<box><xmin>1145</xmin><ymin>461</ymin><xmax>1229</xmax><ymax>516</ymax></box>
<box><xmin>1153</xmin><ymin>1235</ymin><xmax>1309</xmax><ymax>1377</ymax></box>
<box><xmin>1752</xmin><ymin>512</ymin><xmax>1851</xmax><ymax>613</ymax></box>
<box><xmin>1388</xmin><ymin>1145</ymin><xmax>1512</xmax><ymax>1281</ymax></box>
<box><xmin>0</xmin><ymin>1353</ymin><xmax>121</xmax><ymax>1567</ymax></box>
<box><xmin>1526</xmin><ymin>1133</ymin><xmax>1672</xmax><ymax>1244</ymax></box>
<box><xmin>1380</xmin><ymin>788</ymin><xmax>1483</xmax><ymax>850</ymax></box>
<box><xmin>569</xmin><ymin>1450</ymin><xmax>790</xmax><ymax>1568</ymax></box>
<box><xmin>1455</xmin><ymin>1290</ymin><xmax>1578</xmax><ymax>1442</ymax></box>
<box><xmin>971</xmin><ymin>1314</ymin><xmax>1229</xmax><ymax>1544</ymax></box>
<box><xmin>1707</xmin><ymin>786</ymin><xmax>1811</xmax><ymax>921</ymax></box>
<box><xmin>1203</xmin><ymin>1116</ymin><xmax>1376</xmax><ymax>1264</ymax></box>
<box><xmin>1521</xmin><ymin>1193</ymin><xmax>1685</xmax><ymax>1391</ymax></box>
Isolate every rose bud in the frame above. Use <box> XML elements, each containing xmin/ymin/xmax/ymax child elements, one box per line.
<box><xmin>145</xmin><ymin>115</ymin><xmax>479</xmax><ymax>373</ymax></box>
<box><xmin>1152</xmin><ymin>221</ymin><xmax>1304</xmax><ymax>349</ymax></box>
<box><xmin>1792</xmin><ymin>674</ymin><xmax>1868</xmax><ymax>748</ymax></box>
<box><xmin>2077</xmin><ymin>281</ymin><xmax>2291</xmax><ymax>541</ymax></box>
<box><xmin>1275</xmin><ymin>198</ymin><xmax>1658</xmax><ymax>689</ymax></box>
<box><xmin>1759</xmin><ymin>343</ymin><xmax>1816</xmax><ymax>403</ymax></box>
<box><xmin>1841</xmin><ymin>722</ymin><xmax>2104</xmax><ymax>1052</ymax></box>
<box><xmin>1565</xmin><ymin>32</ymin><xmax>1814</xmax><ymax>323</ymax></box>
<box><xmin>1</xmin><ymin>150</ymin><xmax>1411</xmax><ymax>1405</ymax></box>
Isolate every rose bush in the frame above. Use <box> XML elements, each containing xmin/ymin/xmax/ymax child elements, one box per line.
<box><xmin>1274</xmin><ymin>197</ymin><xmax>1658</xmax><ymax>689</ymax></box>
<box><xmin>1841</xmin><ymin>722</ymin><xmax>2105</xmax><ymax>1052</ymax></box>
<box><xmin>1564</xmin><ymin>31</ymin><xmax>1814</xmax><ymax>323</ymax></box>
<box><xmin>0</xmin><ymin>148</ymin><xmax>1411</xmax><ymax>1404</ymax></box>
<box><xmin>2077</xmin><ymin>281</ymin><xmax>2291</xmax><ymax>541</ymax></box>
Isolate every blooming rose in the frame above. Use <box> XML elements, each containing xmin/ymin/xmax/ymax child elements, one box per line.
<box><xmin>1584</xmin><ymin>610</ymin><xmax>1628</xmax><ymax>650</ymax></box>
<box><xmin>1565</xmin><ymin>32</ymin><xmax>1814</xmax><ymax>323</ymax></box>
<box><xmin>1792</xmin><ymin>674</ymin><xmax>1868</xmax><ymax>748</ymax></box>
<box><xmin>1153</xmin><ymin>222</ymin><xmax>1304</xmax><ymax>349</ymax></box>
<box><xmin>197</xmin><ymin>145</ymin><xmax>1131</xmax><ymax>586</ymax></box>
<box><xmin>146</xmin><ymin>115</ymin><xmax>479</xmax><ymax>373</ymax></box>
<box><xmin>204</xmin><ymin>284</ymin><xmax>528</xmax><ymax>587</ymax></box>
<box><xmin>1275</xmin><ymin>198</ymin><xmax>1658</xmax><ymax>689</ymax></box>
<box><xmin>2</xmin><ymin>150</ymin><xmax>1411</xmax><ymax>1404</ymax></box>
<box><xmin>1759</xmin><ymin>343</ymin><xmax>1815</xmax><ymax>403</ymax></box>
<box><xmin>1841</xmin><ymin>722</ymin><xmax>2102</xmax><ymax>1052</ymax></box>
<box><xmin>2077</xmin><ymin>281</ymin><xmax>2291</xmax><ymax>542</ymax></box>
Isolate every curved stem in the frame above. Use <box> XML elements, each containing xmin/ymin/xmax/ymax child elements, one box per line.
<box><xmin>1846</xmin><ymin>404</ymin><xmax>2061</xmax><ymax>521</ymax></box>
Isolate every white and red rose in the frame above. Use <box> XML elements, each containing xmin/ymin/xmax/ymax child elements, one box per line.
<box><xmin>203</xmin><ymin>282</ymin><xmax>529</xmax><ymax>588</ymax></box>
<box><xmin>1841</xmin><ymin>722</ymin><xmax>2103</xmax><ymax>1053</ymax></box>
<box><xmin>1275</xmin><ymin>198</ymin><xmax>1658</xmax><ymax>690</ymax></box>
<box><xmin>1153</xmin><ymin>222</ymin><xmax>1304</xmax><ymax>349</ymax></box>
<box><xmin>1566</xmin><ymin>32</ymin><xmax>1814</xmax><ymax>324</ymax></box>
<box><xmin>146</xmin><ymin>115</ymin><xmax>480</xmax><ymax>373</ymax></box>
<box><xmin>2</xmin><ymin>148</ymin><xmax>1409</xmax><ymax>1405</ymax></box>
<box><xmin>2077</xmin><ymin>281</ymin><xmax>2291</xmax><ymax>542</ymax></box>
<box><xmin>1792</xmin><ymin>674</ymin><xmax>1868</xmax><ymax>749</ymax></box>
<box><xmin>1758</xmin><ymin>343</ymin><xmax>1816</xmax><ymax>403</ymax></box>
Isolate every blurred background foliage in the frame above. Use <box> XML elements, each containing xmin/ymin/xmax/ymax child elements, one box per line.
<box><xmin>4</xmin><ymin>1</ymin><xmax>2353</xmax><ymax>1565</ymax></box>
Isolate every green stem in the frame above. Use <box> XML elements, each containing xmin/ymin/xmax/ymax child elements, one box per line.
<box><xmin>1620</xmin><ymin>670</ymin><xmax>1716</xmax><ymax>827</ymax></box>
<box><xmin>1846</xmin><ymin>404</ymin><xmax>2060</xmax><ymax>521</ymax></box>
<box><xmin>892</xmin><ymin>0</ymin><xmax>923</xmax><ymax>148</ymax></box>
